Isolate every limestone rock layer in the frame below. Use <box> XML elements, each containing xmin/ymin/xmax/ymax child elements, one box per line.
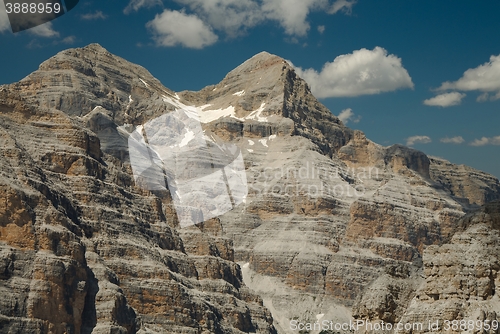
<box><xmin>1</xmin><ymin>44</ymin><xmax>500</xmax><ymax>333</ymax></box>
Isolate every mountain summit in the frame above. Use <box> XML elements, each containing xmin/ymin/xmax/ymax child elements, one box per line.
<box><xmin>1</xmin><ymin>44</ymin><xmax>499</xmax><ymax>333</ymax></box>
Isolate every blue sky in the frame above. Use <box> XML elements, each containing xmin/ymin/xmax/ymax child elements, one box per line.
<box><xmin>1</xmin><ymin>0</ymin><xmax>499</xmax><ymax>178</ymax></box>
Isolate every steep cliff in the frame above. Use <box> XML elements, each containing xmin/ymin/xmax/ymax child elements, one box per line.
<box><xmin>0</xmin><ymin>51</ymin><xmax>276</xmax><ymax>333</ymax></box>
<box><xmin>1</xmin><ymin>44</ymin><xmax>500</xmax><ymax>333</ymax></box>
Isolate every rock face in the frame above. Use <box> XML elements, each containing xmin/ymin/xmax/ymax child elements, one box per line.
<box><xmin>0</xmin><ymin>50</ymin><xmax>276</xmax><ymax>333</ymax></box>
<box><xmin>395</xmin><ymin>200</ymin><xmax>500</xmax><ymax>333</ymax></box>
<box><xmin>1</xmin><ymin>44</ymin><xmax>500</xmax><ymax>333</ymax></box>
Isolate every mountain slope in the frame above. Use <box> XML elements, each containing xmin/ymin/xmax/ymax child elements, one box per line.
<box><xmin>1</xmin><ymin>44</ymin><xmax>499</xmax><ymax>333</ymax></box>
<box><xmin>0</xmin><ymin>47</ymin><xmax>276</xmax><ymax>334</ymax></box>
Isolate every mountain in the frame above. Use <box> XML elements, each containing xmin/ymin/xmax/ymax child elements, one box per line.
<box><xmin>0</xmin><ymin>44</ymin><xmax>499</xmax><ymax>333</ymax></box>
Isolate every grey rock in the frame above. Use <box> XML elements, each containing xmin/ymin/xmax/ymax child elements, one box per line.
<box><xmin>1</xmin><ymin>44</ymin><xmax>500</xmax><ymax>334</ymax></box>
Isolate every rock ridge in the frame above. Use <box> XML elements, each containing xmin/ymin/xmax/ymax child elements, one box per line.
<box><xmin>1</xmin><ymin>44</ymin><xmax>500</xmax><ymax>333</ymax></box>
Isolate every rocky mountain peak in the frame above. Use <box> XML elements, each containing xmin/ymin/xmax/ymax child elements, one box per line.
<box><xmin>2</xmin><ymin>44</ymin><xmax>500</xmax><ymax>333</ymax></box>
<box><xmin>231</xmin><ymin>51</ymin><xmax>287</xmax><ymax>74</ymax></box>
<box><xmin>14</xmin><ymin>43</ymin><xmax>175</xmax><ymax>125</ymax></box>
<box><xmin>181</xmin><ymin>50</ymin><xmax>352</xmax><ymax>156</ymax></box>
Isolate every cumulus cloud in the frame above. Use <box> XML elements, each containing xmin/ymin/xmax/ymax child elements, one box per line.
<box><xmin>147</xmin><ymin>9</ymin><xmax>218</xmax><ymax>49</ymax></box>
<box><xmin>173</xmin><ymin>0</ymin><xmax>262</xmax><ymax>37</ymax></box>
<box><xmin>440</xmin><ymin>136</ymin><xmax>464</xmax><ymax>144</ymax></box>
<box><xmin>262</xmin><ymin>0</ymin><xmax>328</xmax><ymax>36</ymax></box>
<box><xmin>124</xmin><ymin>0</ymin><xmax>162</xmax><ymax>14</ymax></box>
<box><xmin>337</xmin><ymin>108</ymin><xmax>360</xmax><ymax>124</ymax></box>
<box><xmin>0</xmin><ymin>1</ymin><xmax>10</xmax><ymax>33</ymax></box>
<box><xmin>423</xmin><ymin>92</ymin><xmax>466</xmax><ymax>107</ymax></box>
<box><xmin>469</xmin><ymin>136</ymin><xmax>500</xmax><ymax>147</ymax></box>
<box><xmin>293</xmin><ymin>47</ymin><xmax>414</xmax><ymax>98</ymax></box>
<box><xmin>406</xmin><ymin>135</ymin><xmax>431</xmax><ymax>146</ymax></box>
<box><xmin>168</xmin><ymin>0</ymin><xmax>355</xmax><ymax>38</ymax></box>
<box><xmin>81</xmin><ymin>11</ymin><xmax>107</xmax><ymax>20</ymax></box>
<box><xmin>438</xmin><ymin>54</ymin><xmax>500</xmax><ymax>101</ymax></box>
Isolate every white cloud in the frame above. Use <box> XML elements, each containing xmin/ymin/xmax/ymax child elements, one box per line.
<box><xmin>147</xmin><ymin>9</ymin><xmax>218</xmax><ymax>49</ymax></box>
<box><xmin>173</xmin><ymin>0</ymin><xmax>262</xmax><ymax>37</ymax></box>
<box><xmin>261</xmin><ymin>0</ymin><xmax>328</xmax><ymax>36</ymax></box>
<box><xmin>141</xmin><ymin>0</ymin><xmax>357</xmax><ymax>48</ymax></box>
<box><xmin>440</xmin><ymin>136</ymin><xmax>464</xmax><ymax>144</ymax></box>
<box><xmin>81</xmin><ymin>11</ymin><xmax>107</xmax><ymax>20</ymax></box>
<box><xmin>292</xmin><ymin>47</ymin><xmax>414</xmax><ymax>98</ymax></box>
<box><xmin>406</xmin><ymin>135</ymin><xmax>431</xmax><ymax>146</ymax></box>
<box><xmin>423</xmin><ymin>92</ymin><xmax>465</xmax><ymax>107</ymax></box>
<box><xmin>124</xmin><ymin>0</ymin><xmax>163</xmax><ymax>14</ymax></box>
<box><xmin>438</xmin><ymin>54</ymin><xmax>500</xmax><ymax>101</ymax></box>
<box><xmin>29</xmin><ymin>22</ymin><xmax>59</xmax><ymax>38</ymax></box>
<box><xmin>0</xmin><ymin>1</ymin><xmax>11</xmax><ymax>33</ymax></box>
<box><xmin>337</xmin><ymin>108</ymin><xmax>360</xmax><ymax>124</ymax></box>
<box><xmin>26</xmin><ymin>39</ymin><xmax>42</xmax><ymax>49</ymax></box>
<box><xmin>171</xmin><ymin>0</ymin><xmax>355</xmax><ymax>38</ymax></box>
<box><xmin>475</xmin><ymin>91</ymin><xmax>500</xmax><ymax>102</ymax></box>
<box><xmin>59</xmin><ymin>36</ymin><xmax>76</xmax><ymax>44</ymax></box>
<box><xmin>470</xmin><ymin>136</ymin><xmax>500</xmax><ymax>147</ymax></box>
<box><xmin>328</xmin><ymin>0</ymin><xmax>356</xmax><ymax>14</ymax></box>
<box><xmin>477</xmin><ymin>92</ymin><xmax>489</xmax><ymax>102</ymax></box>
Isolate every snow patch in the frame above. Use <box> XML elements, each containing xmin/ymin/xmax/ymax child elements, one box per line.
<box><xmin>246</xmin><ymin>102</ymin><xmax>267</xmax><ymax>122</ymax></box>
<box><xmin>247</xmin><ymin>149</ymin><xmax>254</xmax><ymax>153</ymax></box>
<box><xmin>199</xmin><ymin>104</ymin><xmax>212</xmax><ymax>110</ymax></box>
<box><xmin>316</xmin><ymin>314</ymin><xmax>324</xmax><ymax>320</ymax></box>
<box><xmin>162</xmin><ymin>95</ymin><xmax>181</xmax><ymax>107</ymax></box>
<box><xmin>128</xmin><ymin>95</ymin><xmax>133</xmax><ymax>103</ymax></box>
<box><xmin>242</xmin><ymin>262</ymin><xmax>250</xmax><ymax>268</ymax></box>
<box><xmin>233</xmin><ymin>90</ymin><xmax>245</xmax><ymax>96</ymax></box>
<box><xmin>139</xmin><ymin>78</ymin><xmax>149</xmax><ymax>87</ymax></box>
<box><xmin>160</xmin><ymin>95</ymin><xmax>201</xmax><ymax>121</ymax></box>
<box><xmin>199</xmin><ymin>106</ymin><xmax>241</xmax><ymax>123</ymax></box>
<box><xmin>248</xmin><ymin>139</ymin><xmax>255</xmax><ymax>146</ymax></box>
<box><xmin>259</xmin><ymin>139</ymin><xmax>268</xmax><ymax>147</ymax></box>
<box><xmin>159</xmin><ymin>91</ymin><xmax>244</xmax><ymax>123</ymax></box>
<box><xmin>269</xmin><ymin>134</ymin><xmax>276</xmax><ymax>140</ymax></box>
<box><xmin>179</xmin><ymin>130</ymin><xmax>195</xmax><ymax>147</ymax></box>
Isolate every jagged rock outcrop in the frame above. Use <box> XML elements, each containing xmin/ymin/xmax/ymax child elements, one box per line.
<box><xmin>351</xmin><ymin>202</ymin><xmax>500</xmax><ymax>334</ymax></box>
<box><xmin>396</xmin><ymin>200</ymin><xmax>500</xmax><ymax>333</ymax></box>
<box><xmin>352</xmin><ymin>263</ymin><xmax>422</xmax><ymax>324</ymax></box>
<box><xmin>430</xmin><ymin>156</ymin><xmax>500</xmax><ymax>206</ymax></box>
<box><xmin>1</xmin><ymin>44</ymin><xmax>500</xmax><ymax>333</ymax></box>
<box><xmin>0</xmin><ymin>83</ymin><xmax>276</xmax><ymax>333</ymax></box>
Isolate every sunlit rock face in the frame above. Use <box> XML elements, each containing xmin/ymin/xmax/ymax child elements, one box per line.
<box><xmin>0</xmin><ymin>45</ymin><xmax>276</xmax><ymax>334</ymax></box>
<box><xmin>1</xmin><ymin>44</ymin><xmax>500</xmax><ymax>333</ymax></box>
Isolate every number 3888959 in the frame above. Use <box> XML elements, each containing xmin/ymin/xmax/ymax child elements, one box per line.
<box><xmin>5</xmin><ymin>2</ymin><xmax>62</xmax><ymax>14</ymax></box>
